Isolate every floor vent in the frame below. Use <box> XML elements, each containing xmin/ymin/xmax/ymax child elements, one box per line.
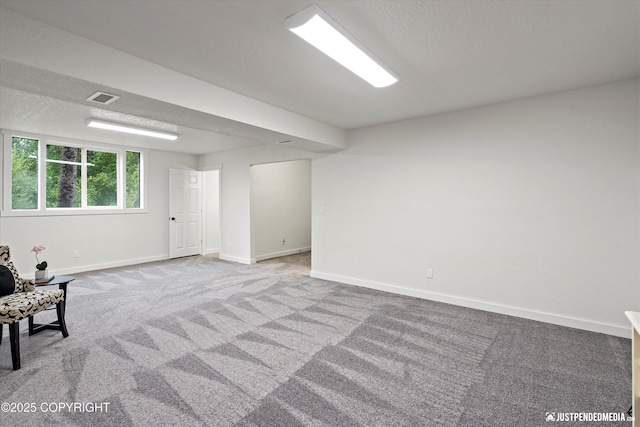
<box><xmin>86</xmin><ymin>91</ymin><xmax>120</xmax><ymax>105</ymax></box>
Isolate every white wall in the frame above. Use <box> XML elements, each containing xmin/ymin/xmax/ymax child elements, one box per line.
<box><xmin>199</xmin><ymin>144</ymin><xmax>317</xmax><ymax>264</ymax></box>
<box><xmin>0</xmin><ymin>148</ymin><xmax>198</xmax><ymax>275</ymax></box>
<box><xmin>251</xmin><ymin>159</ymin><xmax>311</xmax><ymax>261</ymax></box>
<box><xmin>204</xmin><ymin>170</ymin><xmax>221</xmax><ymax>254</ymax></box>
<box><xmin>312</xmin><ymin>78</ymin><xmax>640</xmax><ymax>337</ymax></box>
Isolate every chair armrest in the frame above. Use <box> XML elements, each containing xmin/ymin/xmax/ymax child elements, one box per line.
<box><xmin>21</xmin><ymin>278</ymin><xmax>35</xmax><ymax>292</ymax></box>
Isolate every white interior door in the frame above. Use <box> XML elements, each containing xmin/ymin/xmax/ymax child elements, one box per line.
<box><xmin>169</xmin><ymin>169</ymin><xmax>202</xmax><ymax>259</ymax></box>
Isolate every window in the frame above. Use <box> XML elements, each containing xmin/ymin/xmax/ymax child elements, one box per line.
<box><xmin>11</xmin><ymin>136</ymin><xmax>39</xmax><ymax>210</ymax></box>
<box><xmin>46</xmin><ymin>144</ymin><xmax>82</xmax><ymax>208</ymax></box>
<box><xmin>3</xmin><ymin>131</ymin><xmax>146</xmax><ymax>215</ymax></box>
<box><xmin>87</xmin><ymin>149</ymin><xmax>118</xmax><ymax>207</ymax></box>
<box><xmin>126</xmin><ymin>151</ymin><xmax>141</xmax><ymax>209</ymax></box>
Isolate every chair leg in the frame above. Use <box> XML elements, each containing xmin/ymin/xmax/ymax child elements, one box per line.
<box><xmin>9</xmin><ymin>322</ymin><xmax>20</xmax><ymax>370</ymax></box>
<box><xmin>0</xmin><ymin>323</ymin><xmax>3</xmax><ymax>345</ymax></box>
<box><xmin>56</xmin><ymin>302</ymin><xmax>69</xmax><ymax>338</ymax></box>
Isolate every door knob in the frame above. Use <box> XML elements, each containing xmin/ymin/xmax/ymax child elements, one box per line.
<box><xmin>170</xmin><ymin>217</ymin><xmax>176</xmax><ymax>221</ymax></box>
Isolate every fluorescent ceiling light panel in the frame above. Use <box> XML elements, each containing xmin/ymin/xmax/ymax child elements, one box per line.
<box><xmin>86</xmin><ymin>119</ymin><xmax>178</xmax><ymax>140</ymax></box>
<box><xmin>285</xmin><ymin>5</ymin><xmax>398</xmax><ymax>88</ymax></box>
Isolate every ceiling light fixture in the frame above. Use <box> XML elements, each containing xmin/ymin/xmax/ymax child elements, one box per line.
<box><xmin>86</xmin><ymin>119</ymin><xmax>178</xmax><ymax>140</ymax></box>
<box><xmin>284</xmin><ymin>4</ymin><xmax>398</xmax><ymax>88</ymax></box>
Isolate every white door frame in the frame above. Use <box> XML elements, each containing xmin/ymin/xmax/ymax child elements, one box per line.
<box><xmin>201</xmin><ymin>168</ymin><xmax>221</xmax><ymax>256</ymax></box>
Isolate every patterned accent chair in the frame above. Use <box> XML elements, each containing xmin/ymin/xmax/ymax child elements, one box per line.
<box><xmin>0</xmin><ymin>246</ymin><xmax>68</xmax><ymax>370</ymax></box>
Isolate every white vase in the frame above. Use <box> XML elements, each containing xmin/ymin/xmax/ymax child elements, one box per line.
<box><xmin>35</xmin><ymin>269</ymin><xmax>48</xmax><ymax>280</ymax></box>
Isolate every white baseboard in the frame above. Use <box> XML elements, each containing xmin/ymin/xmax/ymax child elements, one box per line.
<box><xmin>26</xmin><ymin>255</ymin><xmax>170</xmax><ymax>279</ymax></box>
<box><xmin>205</xmin><ymin>248</ymin><xmax>220</xmax><ymax>255</ymax></box>
<box><xmin>219</xmin><ymin>254</ymin><xmax>256</xmax><ymax>265</ymax></box>
<box><xmin>255</xmin><ymin>247</ymin><xmax>311</xmax><ymax>262</ymax></box>
<box><xmin>310</xmin><ymin>270</ymin><xmax>631</xmax><ymax>339</ymax></box>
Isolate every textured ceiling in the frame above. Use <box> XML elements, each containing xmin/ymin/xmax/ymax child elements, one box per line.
<box><xmin>0</xmin><ymin>0</ymin><xmax>638</xmax><ymax>153</ymax></box>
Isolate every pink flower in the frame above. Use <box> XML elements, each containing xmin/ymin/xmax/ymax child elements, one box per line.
<box><xmin>31</xmin><ymin>246</ymin><xmax>47</xmax><ymax>270</ymax></box>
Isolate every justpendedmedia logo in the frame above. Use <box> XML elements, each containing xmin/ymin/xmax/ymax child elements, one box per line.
<box><xmin>545</xmin><ymin>411</ymin><xmax>633</xmax><ymax>422</ymax></box>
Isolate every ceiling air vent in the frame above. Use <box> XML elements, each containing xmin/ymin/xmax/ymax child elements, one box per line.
<box><xmin>86</xmin><ymin>91</ymin><xmax>120</xmax><ymax>105</ymax></box>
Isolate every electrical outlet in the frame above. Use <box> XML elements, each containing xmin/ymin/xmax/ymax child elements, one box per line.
<box><xmin>426</xmin><ymin>268</ymin><xmax>433</xmax><ymax>279</ymax></box>
<box><xmin>73</xmin><ymin>250</ymin><xmax>79</xmax><ymax>258</ymax></box>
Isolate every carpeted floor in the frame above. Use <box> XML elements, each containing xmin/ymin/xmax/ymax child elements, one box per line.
<box><xmin>0</xmin><ymin>253</ymin><xmax>632</xmax><ymax>426</ymax></box>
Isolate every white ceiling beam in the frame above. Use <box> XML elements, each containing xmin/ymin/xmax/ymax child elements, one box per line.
<box><xmin>0</xmin><ymin>7</ymin><xmax>346</xmax><ymax>150</ymax></box>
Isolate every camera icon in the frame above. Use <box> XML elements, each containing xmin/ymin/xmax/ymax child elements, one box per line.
<box><xmin>545</xmin><ymin>412</ymin><xmax>556</xmax><ymax>422</ymax></box>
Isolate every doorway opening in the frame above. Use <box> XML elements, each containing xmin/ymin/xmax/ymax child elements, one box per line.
<box><xmin>250</xmin><ymin>159</ymin><xmax>311</xmax><ymax>266</ymax></box>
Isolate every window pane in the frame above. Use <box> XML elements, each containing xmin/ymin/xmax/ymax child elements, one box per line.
<box><xmin>126</xmin><ymin>151</ymin><xmax>141</xmax><ymax>208</ymax></box>
<box><xmin>46</xmin><ymin>145</ymin><xmax>81</xmax><ymax>208</ymax></box>
<box><xmin>11</xmin><ymin>137</ymin><xmax>39</xmax><ymax>210</ymax></box>
<box><xmin>87</xmin><ymin>150</ymin><xmax>118</xmax><ymax>207</ymax></box>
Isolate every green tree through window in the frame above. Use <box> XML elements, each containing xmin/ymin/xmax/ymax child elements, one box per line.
<box><xmin>46</xmin><ymin>145</ymin><xmax>81</xmax><ymax>208</ymax></box>
<box><xmin>126</xmin><ymin>151</ymin><xmax>141</xmax><ymax>208</ymax></box>
<box><xmin>11</xmin><ymin>137</ymin><xmax>39</xmax><ymax>209</ymax></box>
<box><xmin>87</xmin><ymin>150</ymin><xmax>117</xmax><ymax>207</ymax></box>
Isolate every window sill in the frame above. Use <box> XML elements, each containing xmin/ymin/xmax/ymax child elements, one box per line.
<box><xmin>0</xmin><ymin>208</ymin><xmax>149</xmax><ymax>217</ymax></box>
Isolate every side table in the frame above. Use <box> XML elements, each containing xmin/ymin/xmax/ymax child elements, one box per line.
<box><xmin>29</xmin><ymin>275</ymin><xmax>74</xmax><ymax>336</ymax></box>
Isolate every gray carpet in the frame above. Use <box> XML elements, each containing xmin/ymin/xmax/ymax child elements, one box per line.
<box><xmin>0</xmin><ymin>253</ymin><xmax>632</xmax><ymax>426</ymax></box>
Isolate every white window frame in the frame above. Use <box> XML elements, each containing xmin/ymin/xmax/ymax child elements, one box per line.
<box><xmin>1</xmin><ymin>130</ymin><xmax>148</xmax><ymax>216</ymax></box>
